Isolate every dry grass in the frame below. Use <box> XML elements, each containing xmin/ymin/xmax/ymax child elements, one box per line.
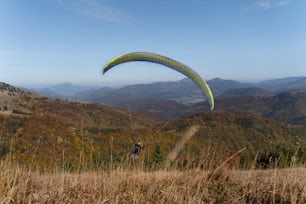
<box><xmin>0</xmin><ymin>161</ymin><xmax>305</xmax><ymax>203</ymax></box>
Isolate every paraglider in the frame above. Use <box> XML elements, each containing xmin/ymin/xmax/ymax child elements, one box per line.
<box><xmin>102</xmin><ymin>52</ymin><xmax>214</xmax><ymax>111</ymax></box>
<box><xmin>131</xmin><ymin>142</ymin><xmax>144</xmax><ymax>157</ymax></box>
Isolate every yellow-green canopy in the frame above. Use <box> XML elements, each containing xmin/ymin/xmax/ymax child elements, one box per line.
<box><xmin>103</xmin><ymin>52</ymin><xmax>214</xmax><ymax>111</ymax></box>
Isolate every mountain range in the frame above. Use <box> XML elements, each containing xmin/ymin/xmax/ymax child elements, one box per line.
<box><xmin>34</xmin><ymin>76</ymin><xmax>306</xmax><ymax>101</ymax></box>
<box><xmin>32</xmin><ymin>77</ymin><xmax>306</xmax><ymax>123</ymax></box>
<box><xmin>186</xmin><ymin>90</ymin><xmax>306</xmax><ymax>125</ymax></box>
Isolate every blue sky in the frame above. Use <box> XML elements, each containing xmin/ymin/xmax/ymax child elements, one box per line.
<box><xmin>1</xmin><ymin>0</ymin><xmax>306</xmax><ymax>88</ymax></box>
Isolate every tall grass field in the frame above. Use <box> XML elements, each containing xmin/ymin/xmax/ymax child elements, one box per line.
<box><xmin>0</xmin><ymin>159</ymin><xmax>305</xmax><ymax>203</ymax></box>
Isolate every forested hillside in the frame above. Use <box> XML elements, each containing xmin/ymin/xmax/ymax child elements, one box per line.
<box><xmin>1</xmin><ymin>82</ymin><xmax>305</xmax><ymax>170</ymax></box>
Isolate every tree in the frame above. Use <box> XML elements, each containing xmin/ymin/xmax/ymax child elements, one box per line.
<box><xmin>153</xmin><ymin>144</ymin><xmax>164</xmax><ymax>166</ymax></box>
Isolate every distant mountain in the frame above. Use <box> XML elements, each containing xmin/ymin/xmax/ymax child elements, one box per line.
<box><xmin>282</xmin><ymin>77</ymin><xmax>306</xmax><ymax>91</ymax></box>
<box><xmin>38</xmin><ymin>88</ymin><xmax>68</xmax><ymax>99</ymax></box>
<box><xmin>34</xmin><ymin>78</ymin><xmax>251</xmax><ymax>104</ymax></box>
<box><xmin>218</xmin><ymin>87</ymin><xmax>271</xmax><ymax>99</ymax></box>
<box><xmin>256</xmin><ymin>77</ymin><xmax>306</xmax><ymax>92</ymax></box>
<box><xmin>85</xmin><ymin>78</ymin><xmax>251</xmax><ymax>106</ymax></box>
<box><xmin>72</xmin><ymin>87</ymin><xmax>113</xmax><ymax>101</ymax></box>
<box><xmin>187</xmin><ymin>90</ymin><xmax>306</xmax><ymax>125</ymax></box>
<box><xmin>49</xmin><ymin>82</ymin><xmax>93</xmax><ymax>95</ymax></box>
<box><xmin>89</xmin><ymin>78</ymin><xmax>207</xmax><ymax>106</ymax></box>
<box><xmin>27</xmin><ymin>77</ymin><xmax>306</xmax><ymax>123</ymax></box>
<box><xmin>85</xmin><ymin>77</ymin><xmax>306</xmax><ymax>122</ymax></box>
<box><xmin>208</xmin><ymin>76</ymin><xmax>306</xmax><ymax>95</ymax></box>
<box><xmin>208</xmin><ymin>78</ymin><xmax>251</xmax><ymax>96</ymax></box>
<box><xmin>33</xmin><ymin>77</ymin><xmax>306</xmax><ymax>106</ymax></box>
<box><xmin>35</xmin><ymin>82</ymin><xmax>97</xmax><ymax>99</ymax></box>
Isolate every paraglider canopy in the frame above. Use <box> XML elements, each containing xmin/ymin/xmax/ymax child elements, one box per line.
<box><xmin>102</xmin><ymin>52</ymin><xmax>214</xmax><ymax>111</ymax></box>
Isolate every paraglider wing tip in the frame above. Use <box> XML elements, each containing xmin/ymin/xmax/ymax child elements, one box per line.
<box><xmin>210</xmin><ymin>100</ymin><xmax>215</xmax><ymax>111</ymax></box>
<box><xmin>102</xmin><ymin>65</ymin><xmax>109</xmax><ymax>75</ymax></box>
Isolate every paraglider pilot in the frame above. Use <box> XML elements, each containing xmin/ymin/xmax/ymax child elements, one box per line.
<box><xmin>132</xmin><ymin>142</ymin><xmax>144</xmax><ymax>156</ymax></box>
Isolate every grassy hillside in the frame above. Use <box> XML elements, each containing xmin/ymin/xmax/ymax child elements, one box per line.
<box><xmin>0</xmin><ymin>83</ymin><xmax>152</xmax><ymax>169</ymax></box>
<box><xmin>0</xmin><ymin>82</ymin><xmax>40</xmax><ymax>115</ymax></box>
<box><xmin>154</xmin><ymin>112</ymin><xmax>306</xmax><ymax>169</ymax></box>
<box><xmin>0</xmin><ymin>161</ymin><xmax>305</xmax><ymax>203</ymax></box>
<box><xmin>1</xmin><ymin>83</ymin><xmax>306</xmax><ymax>203</ymax></box>
<box><xmin>1</xmin><ymin>104</ymin><xmax>306</xmax><ymax>170</ymax></box>
<box><xmin>1</xmin><ymin>82</ymin><xmax>305</xmax><ymax>170</ymax></box>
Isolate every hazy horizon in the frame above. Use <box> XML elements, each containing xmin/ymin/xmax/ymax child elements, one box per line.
<box><xmin>4</xmin><ymin>75</ymin><xmax>304</xmax><ymax>90</ymax></box>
